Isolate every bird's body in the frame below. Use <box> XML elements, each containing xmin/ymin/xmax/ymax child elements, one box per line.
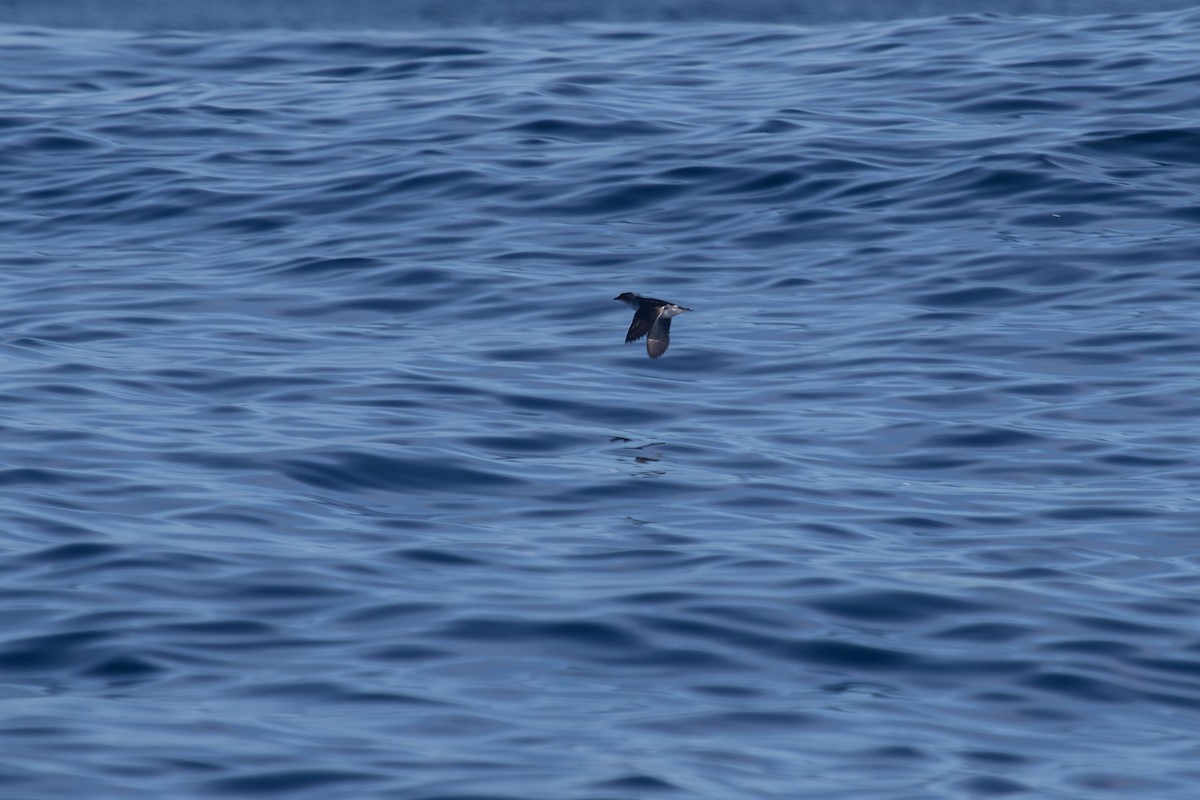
<box><xmin>613</xmin><ymin>292</ymin><xmax>692</xmax><ymax>358</ymax></box>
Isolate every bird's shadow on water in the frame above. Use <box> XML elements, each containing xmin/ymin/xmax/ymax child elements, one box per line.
<box><xmin>607</xmin><ymin>435</ymin><xmax>675</xmax><ymax>478</ymax></box>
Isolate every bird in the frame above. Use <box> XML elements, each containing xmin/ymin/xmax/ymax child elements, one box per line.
<box><xmin>613</xmin><ymin>292</ymin><xmax>691</xmax><ymax>359</ymax></box>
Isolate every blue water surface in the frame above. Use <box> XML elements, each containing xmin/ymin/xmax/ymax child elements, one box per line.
<box><xmin>3</xmin><ymin>1</ymin><xmax>1200</xmax><ymax>798</ymax></box>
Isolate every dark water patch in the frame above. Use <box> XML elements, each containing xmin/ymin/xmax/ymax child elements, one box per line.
<box><xmin>153</xmin><ymin>620</ymin><xmax>279</xmax><ymax>639</ymax></box>
<box><xmin>954</xmin><ymin>97</ymin><xmax>1075</xmax><ymax>115</ymax></box>
<box><xmin>1004</xmin><ymin>381</ymin><xmax>1081</xmax><ymax>397</ymax></box>
<box><xmin>82</xmin><ymin>654</ymin><xmax>164</xmax><ymax>678</ymax></box>
<box><xmin>273</xmin><ymin>256</ymin><xmax>386</xmax><ymax>277</ymax></box>
<box><xmin>959</xmin><ymin>749</ymin><xmax>1036</xmax><ymax>766</ymax></box>
<box><xmin>548</xmin><ymin>181</ymin><xmax>689</xmax><ymax>216</ymax></box>
<box><xmin>506</xmin><ymin>118</ymin><xmax>674</xmax><ymax>141</ymax></box>
<box><xmin>957</xmin><ymin>776</ymin><xmax>1030</xmax><ymax>796</ymax></box>
<box><xmin>593</xmin><ymin>773</ymin><xmax>681</xmax><ymax>791</ymax></box>
<box><xmin>1078</xmin><ymin>126</ymin><xmax>1200</xmax><ymax>165</ymax></box>
<box><xmin>232</xmin><ymin>680</ymin><xmax>440</xmax><ymax>705</ymax></box>
<box><xmin>859</xmin><ymin>744</ymin><xmax>929</xmax><ymax>761</ymax></box>
<box><xmin>0</xmin><ymin>468</ymin><xmax>104</xmax><ymax>487</ymax></box>
<box><xmin>1098</xmin><ymin>453</ymin><xmax>1188</xmax><ymax>468</ymax></box>
<box><xmin>315</xmin><ymin>41</ymin><xmax>490</xmax><ymax>59</ymax></box>
<box><xmin>433</xmin><ymin>617</ymin><xmax>646</xmax><ymax>653</ymax></box>
<box><xmin>20</xmin><ymin>542</ymin><xmax>121</xmax><ymax>562</ymax></box>
<box><xmin>1041</xmin><ymin>505</ymin><xmax>1158</xmax><ymax>521</ymax></box>
<box><xmin>463</xmin><ymin>434</ymin><xmax>595</xmax><ymax>453</ymax></box>
<box><xmin>279</xmin><ymin>451</ymin><xmax>525</xmax><ymax>493</ymax></box>
<box><xmin>0</xmin><ymin>631</ymin><xmax>114</xmax><ymax>672</ymax></box>
<box><xmin>3</xmin><ymin>513</ymin><xmax>100</xmax><ymax>539</ymax></box>
<box><xmin>879</xmin><ymin>456</ymin><xmax>979</xmax><ymax>471</ymax></box>
<box><xmin>390</xmin><ymin>547</ymin><xmax>490</xmax><ymax>566</ymax></box>
<box><xmin>932</xmin><ymin>623</ymin><xmax>1032</xmax><ymax>643</ymax></box>
<box><xmin>781</xmin><ymin>641</ymin><xmax>917</xmax><ymax>670</ymax></box>
<box><xmin>808</xmin><ymin>590</ymin><xmax>983</xmax><ymax>623</ymax></box>
<box><xmin>718</xmin><ymin>168</ymin><xmax>805</xmax><ymax>195</ymax></box>
<box><xmin>1131</xmin><ymin>656</ymin><xmax>1200</xmax><ymax>678</ymax></box>
<box><xmin>921</xmin><ymin>426</ymin><xmax>1044</xmax><ymax>448</ymax></box>
<box><xmin>201</xmin><ymin>770</ymin><xmax>383</xmax><ymax>795</ymax></box>
<box><xmin>1068</xmin><ymin>615</ymin><xmax>1172</xmax><ymax>636</ymax></box>
<box><xmin>912</xmin><ymin>286</ymin><xmax>1030</xmax><ymax>308</ymax></box>
<box><xmin>363</xmin><ymin>644</ymin><xmax>451</xmax><ymax>662</ymax></box>
<box><xmin>219</xmin><ymin>578</ymin><xmax>356</xmax><ymax>602</ymax></box>
<box><xmin>1022</xmin><ymin>672</ymin><xmax>1136</xmax><ymax>702</ymax></box>
<box><xmin>967</xmin><ymin>567</ymin><xmax>1070</xmax><ymax>581</ymax></box>
<box><xmin>211</xmin><ymin>215</ymin><xmax>292</xmax><ymax>233</ymax></box>
<box><xmin>20</xmin><ymin>133</ymin><xmax>103</xmax><ymax>152</ymax></box>
<box><xmin>635</xmin><ymin>710</ymin><xmax>820</xmax><ymax>734</ymax></box>
<box><xmin>564</xmin><ymin>551</ymin><xmax>700</xmax><ymax>570</ymax></box>
<box><xmin>1039</xmin><ymin>639</ymin><xmax>1137</xmax><ymax>657</ymax></box>
<box><xmin>336</xmin><ymin>602</ymin><xmax>445</xmax><ymax>625</ymax></box>
<box><xmin>1012</xmin><ymin>209</ymin><xmax>1106</xmax><ymax>227</ymax></box>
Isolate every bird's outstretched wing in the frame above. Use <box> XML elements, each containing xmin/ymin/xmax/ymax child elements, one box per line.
<box><xmin>646</xmin><ymin>316</ymin><xmax>672</xmax><ymax>358</ymax></box>
<box><xmin>625</xmin><ymin>307</ymin><xmax>658</xmax><ymax>343</ymax></box>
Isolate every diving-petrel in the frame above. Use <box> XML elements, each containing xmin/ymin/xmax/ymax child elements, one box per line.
<box><xmin>614</xmin><ymin>292</ymin><xmax>691</xmax><ymax>359</ymax></box>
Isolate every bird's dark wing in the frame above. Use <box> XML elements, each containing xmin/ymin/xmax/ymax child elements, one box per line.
<box><xmin>625</xmin><ymin>306</ymin><xmax>658</xmax><ymax>343</ymax></box>
<box><xmin>646</xmin><ymin>316</ymin><xmax>672</xmax><ymax>358</ymax></box>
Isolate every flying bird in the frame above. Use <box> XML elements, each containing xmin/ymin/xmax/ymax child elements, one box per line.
<box><xmin>614</xmin><ymin>292</ymin><xmax>692</xmax><ymax>359</ymax></box>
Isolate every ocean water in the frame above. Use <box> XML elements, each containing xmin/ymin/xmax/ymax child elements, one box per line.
<box><xmin>3</xmin><ymin>1</ymin><xmax>1200</xmax><ymax>797</ymax></box>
